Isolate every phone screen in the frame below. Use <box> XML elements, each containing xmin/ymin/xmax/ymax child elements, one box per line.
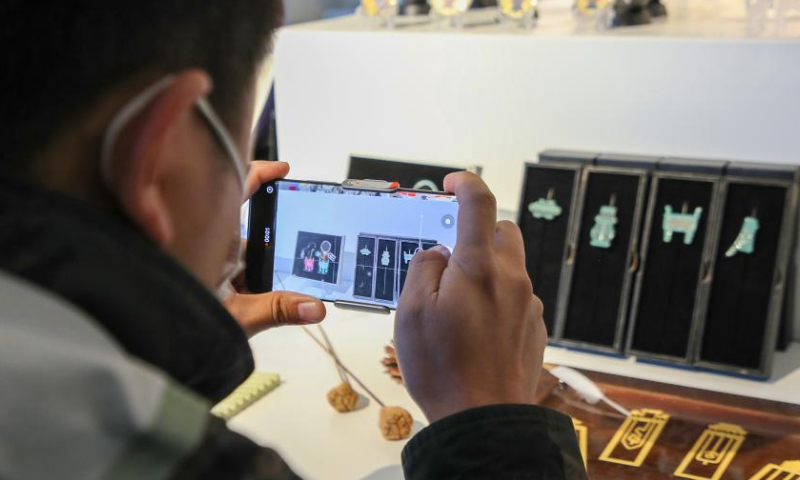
<box><xmin>247</xmin><ymin>180</ymin><xmax>459</xmax><ymax>310</ymax></box>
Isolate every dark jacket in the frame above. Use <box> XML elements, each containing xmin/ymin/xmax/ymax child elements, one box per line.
<box><xmin>0</xmin><ymin>176</ymin><xmax>586</xmax><ymax>480</ymax></box>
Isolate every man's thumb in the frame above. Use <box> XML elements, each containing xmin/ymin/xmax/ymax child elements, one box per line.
<box><xmin>225</xmin><ymin>292</ymin><xmax>326</xmax><ymax>337</ymax></box>
<box><xmin>402</xmin><ymin>245</ymin><xmax>451</xmax><ymax>298</ymax></box>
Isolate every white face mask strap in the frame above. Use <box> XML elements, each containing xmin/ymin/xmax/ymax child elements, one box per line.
<box><xmin>100</xmin><ymin>76</ymin><xmax>177</xmax><ymax>187</ymax></box>
<box><xmin>195</xmin><ymin>97</ymin><xmax>248</xmax><ymax>189</ymax></box>
<box><xmin>101</xmin><ymin>75</ymin><xmax>247</xmax><ymax>192</ymax></box>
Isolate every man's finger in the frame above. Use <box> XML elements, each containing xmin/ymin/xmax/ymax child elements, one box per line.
<box><xmin>493</xmin><ymin>220</ymin><xmax>526</xmax><ymax>267</ymax></box>
<box><xmin>400</xmin><ymin>246</ymin><xmax>451</xmax><ymax>301</ymax></box>
<box><xmin>224</xmin><ymin>291</ymin><xmax>326</xmax><ymax>337</ymax></box>
<box><xmin>245</xmin><ymin>161</ymin><xmax>289</xmax><ymax>199</ymax></box>
<box><xmin>443</xmin><ymin>172</ymin><xmax>497</xmax><ymax>252</ymax></box>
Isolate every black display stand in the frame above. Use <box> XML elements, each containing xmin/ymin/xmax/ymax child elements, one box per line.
<box><xmin>539</xmin><ymin>149</ymin><xmax>598</xmax><ymax>166</ymax></box>
<box><xmin>596</xmin><ymin>153</ymin><xmax>661</xmax><ymax>171</ymax></box>
<box><xmin>354</xmin><ymin>235</ymin><xmax>378</xmax><ymax>299</ymax></box>
<box><xmin>627</xmin><ymin>171</ymin><xmax>721</xmax><ymax>364</ymax></box>
<box><xmin>611</xmin><ymin>0</ymin><xmax>651</xmax><ymax>26</ymax></box>
<box><xmin>518</xmin><ymin>162</ymin><xmax>583</xmax><ymax>334</ymax></box>
<box><xmin>556</xmin><ymin>167</ymin><xmax>649</xmax><ymax>353</ymax></box>
<box><xmin>292</xmin><ymin>231</ymin><xmax>344</xmax><ymax>284</ymax></box>
<box><xmin>398</xmin><ymin>239</ymin><xmax>439</xmax><ymax>294</ymax></box>
<box><xmin>348</xmin><ymin>156</ymin><xmax>479</xmax><ymax>192</ymax></box>
<box><xmin>354</xmin><ymin>234</ymin><xmax>437</xmax><ymax>305</ymax></box>
<box><xmin>522</xmin><ymin>149</ymin><xmax>798</xmax><ymax>378</ymax></box>
<box><xmin>375</xmin><ymin>238</ymin><xmax>398</xmax><ymax>302</ymax></box>
<box><xmin>696</xmin><ymin>164</ymin><xmax>799</xmax><ymax>377</ymax></box>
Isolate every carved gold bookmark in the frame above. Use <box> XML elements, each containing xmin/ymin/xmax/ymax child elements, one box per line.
<box><xmin>747</xmin><ymin>461</ymin><xmax>800</xmax><ymax>480</ymax></box>
<box><xmin>675</xmin><ymin>423</ymin><xmax>748</xmax><ymax>480</ymax></box>
<box><xmin>599</xmin><ymin>409</ymin><xmax>670</xmax><ymax>467</ymax></box>
<box><xmin>572</xmin><ymin>418</ymin><xmax>589</xmax><ymax>468</ymax></box>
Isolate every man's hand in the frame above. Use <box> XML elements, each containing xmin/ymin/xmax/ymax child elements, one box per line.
<box><xmin>224</xmin><ymin>290</ymin><xmax>326</xmax><ymax>337</ymax></box>
<box><xmin>394</xmin><ymin>172</ymin><xmax>546</xmax><ymax>423</ymax></box>
<box><xmin>224</xmin><ymin>161</ymin><xmax>326</xmax><ymax>337</ymax></box>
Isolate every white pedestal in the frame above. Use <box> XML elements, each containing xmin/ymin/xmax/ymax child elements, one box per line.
<box><xmin>231</xmin><ymin>307</ymin><xmax>800</xmax><ymax>480</ymax></box>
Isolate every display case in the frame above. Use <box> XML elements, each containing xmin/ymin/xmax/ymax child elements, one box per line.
<box><xmin>627</xmin><ymin>165</ymin><xmax>723</xmax><ymax>365</ymax></box>
<box><xmin>595</xmin><ymin>153</ymin><xmax>661</xmax><ymax>171</ymax></box>
<box><xmin>518</xmin><ymin>158</ymin><xmax>586</xmax><ymax>334</ymax></box>
<box><xmin>348</xmin><ymin>155</ymin><xmax>480</xmax><ymax>192</ymax></box>
<box><xmin>695</xmin><ymin>163</ymin><xmax>799</xmax><ymax>377</ymax></box>
<box><xmin>555</xmin><ymin>166</ymin><xmax>650</xmax><ymax>353</ymax></box>
<box><xmin>539</xmin><ymin>149</ymin><xmax>598</xmax><ymax>167</ymax></box>
<box><xmin>292</xmin><ymin>231</ymin><xmax>345</xmax><ymax>285</ymax></box>
<box><xmin>534</xmin><ymin>151</ymin><xmax>798</xmax><ymax>377</ymax></box>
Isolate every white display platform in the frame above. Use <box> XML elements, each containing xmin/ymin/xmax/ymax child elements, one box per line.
<box><xmin>234</xmin><ymin>214</ymin><xmax>800</xmax><ymax>478</ymax></box>
<box><xmin>231</xmin><ymin>306</ymin><xmax>800</xmax><ymax>480</ymax></box>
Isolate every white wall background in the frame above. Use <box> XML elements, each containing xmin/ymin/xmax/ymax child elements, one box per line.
<box><xmin>273</xmin><ymin>7</ymin><xmax>800</xmax><ymax>339</ymax></box>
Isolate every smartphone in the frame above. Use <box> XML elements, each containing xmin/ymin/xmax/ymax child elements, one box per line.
<box><xmin>246</xmin><ymin>179</ymin><xmax>459</xmax><ymax>313</ymax></box>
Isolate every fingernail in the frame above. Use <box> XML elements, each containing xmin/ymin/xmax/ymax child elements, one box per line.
<box><xmin>298</xmin><ymin>301</ymin><xmax>325</xmax><ymax>324</ymax></box>
<box><xmin>431</xmin><ymin>245</ymin><xmax>451</xmax><ymax>260</ymax></box>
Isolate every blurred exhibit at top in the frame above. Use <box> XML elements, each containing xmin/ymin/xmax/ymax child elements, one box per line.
<box><xmin>284</xmin><ymin>0</ymin><xmax>498</xmax><ymax>23</ymax></box>
<box><xmin>283</xmin><ymin>0</ymin><xmax>355</xmax><ymax>24</ymax></box>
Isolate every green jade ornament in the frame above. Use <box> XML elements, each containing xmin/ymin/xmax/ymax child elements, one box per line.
<box><xmin>590</xmin><ymin>198</ymin><xmax>618</xmax><ymax>249</ymax></box>
<box><xmin>662</xmin><ymin>204</ymin><xmax>703</xmax><ymax>245</ymax></box>
<box><xmin>529</xmin><ymin>188</ymin><xmax>563</xmax><ymax>221</ymax></box>
<box><xmin>725</xmin><ymin>215</ymin><xmax>760</xmax><ymax>258</ymax></box>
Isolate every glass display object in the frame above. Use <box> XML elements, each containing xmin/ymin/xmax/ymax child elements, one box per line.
<box><xmin>358</xmin><ymin>0</ymin><xmax>400</xmax><ymax>28</ymax></box>
<box><xmin>497</xmin><ymin>0</ymin><xmax>539</xmax><ymax>28</ymax></box>
<box><xmin>429</xmin><ymin>0</ymin><xmax>474</xmax><ymax>27</ymax></box>
<box><xmin>573</xmin><ymin>0</ymin><xmax>614</xmax><ymax>29</ymax></box>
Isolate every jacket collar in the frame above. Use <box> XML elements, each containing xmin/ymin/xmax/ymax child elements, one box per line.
<box><xmin>0</xmin><ymin>176</ymin><xmax>253</xmax><ymax>402</ymax></box>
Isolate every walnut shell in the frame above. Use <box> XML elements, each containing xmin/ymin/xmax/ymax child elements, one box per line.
<box><xmin>379</xmin><ymin>406</ymin><xmax>413</xmax><ymax>441</ymax></box>
<box><xmin>327</xmin><ymin>382</ymin><xmax>359</xmax><ymax>413</ymax></box>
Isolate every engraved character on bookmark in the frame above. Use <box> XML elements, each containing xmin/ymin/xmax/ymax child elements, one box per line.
<box><xmin>747</xmin><ymin>460</ymin><xmax>800</xmax><ymax>480</ymax></box>
<box><xmin>599</xmin><ymin>409</ymin><xmax>670</xmax><ymax>467</ymax></box>
<box><xmin>572</xmin><ymin>418</ymin><xmax>589</xmax><ymax>468</ymax></box>
<box><xmin>674</xmin><ymin>423</ymin><xmax>747</xmax><ymax>480</ymax></box>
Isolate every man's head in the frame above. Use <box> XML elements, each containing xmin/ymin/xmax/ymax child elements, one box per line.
<box><xmin>1</xmin><ymin>1</ymin><xmax>283</xmax><ymax>289</ymax></box>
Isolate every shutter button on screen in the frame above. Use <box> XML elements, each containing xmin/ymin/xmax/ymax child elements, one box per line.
<box><xmin>441</xmin><ymin>214</ymin><xmax>455</xmax><ymax>229</ymax></box>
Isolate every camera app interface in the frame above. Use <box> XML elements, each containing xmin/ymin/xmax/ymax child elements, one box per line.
<box><xmin>270</xmin><ymin>181</ymin><xmax>458</xmax><ymax>309</ymax></box>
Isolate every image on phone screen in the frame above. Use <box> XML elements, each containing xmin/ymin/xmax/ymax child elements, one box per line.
<box><xmin>247</xmin><ymin>180</ymin><xmax>459</xmax><ymax>310</ymax></box>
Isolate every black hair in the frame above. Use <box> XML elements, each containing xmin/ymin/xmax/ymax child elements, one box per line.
<box><xmin>0</xmin><ymin>1</ymin><xmax>283</xmax><ymax>170</ymax></box>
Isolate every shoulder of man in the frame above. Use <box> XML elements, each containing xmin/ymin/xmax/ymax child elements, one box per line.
<box><xmin>0</xmin><ymin>271</ymin><xmax>300</xmax><ymax>480</ymax></box>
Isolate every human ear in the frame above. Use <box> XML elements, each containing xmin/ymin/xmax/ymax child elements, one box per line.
<box><xmin>107</xmin><ymin>70</ymin><xmax>213</xmax><ymax>246</ymax></box>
